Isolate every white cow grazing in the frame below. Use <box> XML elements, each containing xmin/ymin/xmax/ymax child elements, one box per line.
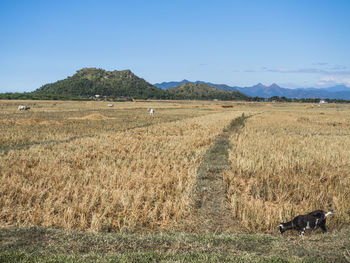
<box><xmin>107</xmin><ymin>104</ymin><xmax>114</xmax><ymax>107</ymax></box>
<box><xmin>149</xmin><ymin>108</ymin><xmax>154</xmax><ymax>116</ymax></box>
<box><xmin>18</xmin><ymin>105</ymin><xmax>30</xmax><ymax>111</ymax></box>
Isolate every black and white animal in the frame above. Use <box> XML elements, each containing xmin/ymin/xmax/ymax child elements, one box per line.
<box><xmin>148</xmin><ymin>108</ymin><xmax>154</xmax><ymax>116</ymax></box>
<box><xmin>18</xmin><ymin>105</ymin><xmax>30</xmax><ymax>111</ymax></box>
<box><xmin>278</xmin><ymin>210</ymin><xmax>335</xmax><ymax>236</ymax></box>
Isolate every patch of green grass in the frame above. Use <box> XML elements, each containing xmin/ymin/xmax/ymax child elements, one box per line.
<box><xmin>1</xmin><ymin>227</ymin><xmax>349</xmax><ymax>263</ymax></box>
<box><xmin>0</xmin><ymin>251</ymin><xmax>292</xmax><ymax>263</ymax></box>
<box><xmin>228</xmin><ymin>114</ymin><xmax>246</xmax><ymax>131</ymax></box>
<box><xmin>197</xmin><ymin>114</ymin><xmax>246</xmax><ymax>180</ymax></box>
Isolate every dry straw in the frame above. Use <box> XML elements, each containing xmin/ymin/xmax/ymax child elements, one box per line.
<box><xmin>224</xmin><ymin>109</ymin><xmax>350</xmax><ymax>232</ymax></box>
<box><xmin>1</xmin><ymin>102</ymin><xmax>239</xmax><ymax>232</ymax></box>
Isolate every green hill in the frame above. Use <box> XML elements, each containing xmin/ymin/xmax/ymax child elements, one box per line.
<box><xmin>5</xmin><ymin>68</ymin><xmax>250</xmax><ymax>101</ymax></box>
<box><xmin>166</xmin><ymin>83</ymin><xmax>248</xmax><ymax>100</ymax></box>
<box><xmin>35</xmin><ymin>68</ymin><xmax>165</xmax><ymax>99</ymax></box>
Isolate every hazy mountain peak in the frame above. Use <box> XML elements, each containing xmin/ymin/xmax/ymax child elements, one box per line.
<box><xmin>255</xmin><ymin>83</ymin><xmax>266</xmax><ymax>88</ymax></box>
<box><xmin>269</xmin><ymin>83</ymin><xmax>281</xmax><ymax>89</ymax></box>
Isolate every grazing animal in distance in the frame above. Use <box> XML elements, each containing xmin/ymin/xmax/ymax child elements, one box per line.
<box><xmin>18</xmin><ymin>105</ymin><xmax>30</xmax><ymax>111</ymax></box>
<box><xmin>107</xmin><ymin>104</ymin><xmax>114</xmax><ymax>107</ymax></box>
<box><xmin>148</xmin><ymin>108</ymin><xmax>154</xmax><ymax>116</ymax></box>
<box><xmin>278</xmin><ymin>210</ymin><xmax>335</xmax><ymax>236</ymax></box>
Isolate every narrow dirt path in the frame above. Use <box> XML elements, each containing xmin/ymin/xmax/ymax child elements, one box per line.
<box><xmin>190</xmin><ymin>115</ymin><xmax>246</xmax><ymax>233</ymax></box>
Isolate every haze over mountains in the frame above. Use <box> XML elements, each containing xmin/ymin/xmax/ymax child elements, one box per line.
<box><xmin>155</xmin><ymin>80</ymin><xmax>350</xmax><ymax>100</ymax></box>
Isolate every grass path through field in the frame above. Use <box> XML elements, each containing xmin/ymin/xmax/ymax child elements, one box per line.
<box><xmin>190</xmin><ymin>115</ymin><xmax>246</xmax><ymax>233</ymax></box>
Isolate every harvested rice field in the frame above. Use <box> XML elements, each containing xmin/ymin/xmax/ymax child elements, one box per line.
<box><xmin>1</xmin><ymin>100</ymin><xmax>349</xmax><ymax>262</ymax></box>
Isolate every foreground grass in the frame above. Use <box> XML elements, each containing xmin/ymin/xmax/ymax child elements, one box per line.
<box><xmin>1</xmin><ymin>227</ymin><xmax>350</xmax><ymax>262</ymax></box>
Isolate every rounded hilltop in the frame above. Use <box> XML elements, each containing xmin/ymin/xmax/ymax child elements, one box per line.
<box><xmin>166</xmin><ymin>82</ymin><xmax>248</xmax><ymax>100</ymax></box>
<box><xmin>35</xmin><ymin>68</ymin><xmax>164</xmax><ymax>99</ymax></box>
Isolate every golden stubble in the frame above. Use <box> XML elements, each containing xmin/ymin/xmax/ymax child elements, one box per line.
<box><xmin>224</xmin><ymin>107</ymin><xmax>350</xmax><ymax>233</ymax></box>
<box><xmin>1</xmin><ymin>101</ymin><xmax>240</xmax><ymax>232</ymax></box>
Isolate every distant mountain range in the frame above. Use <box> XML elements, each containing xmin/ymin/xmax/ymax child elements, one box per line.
<box><xmin>155</xmin><ymin>80</ymin><xmax>350</xmax><ymax>100</ymax></box>
<box><xmin>167</xmin><ymin>83</ymin><xmax>248</xmax><ymax>100</ymax></box>
<box><xmin>7</xmin><ymin>68</ymin><xmax>349</xmax><ymax>101</ymax></box>
<box><xmin>155</xmin><ymin>80</ymin><xmax>240</xmax><ymax>92</ymax></box>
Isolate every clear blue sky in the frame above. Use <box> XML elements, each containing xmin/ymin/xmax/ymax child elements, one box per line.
<box><xmin>1</xmin><ymin>0</ymin><xmax>350</xmax><ymax>92</ymax></box>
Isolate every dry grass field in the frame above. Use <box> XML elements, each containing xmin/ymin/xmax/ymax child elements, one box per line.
<box><xmin>1</xmin><ymin>100</ymin><xmax>350</xmax><ymax>236</ymax></box>
<box><xmin>1</xmin><ymin>100</ymin><xmax>350</xmax><ymax>262</ymax></box>
<box><xmin>0</xmin><ymin>100</ymin><xmax>245</xmax><ymax>232</ymax></box>
<box><xmin>0</xmin><ymin>100</ymin><xmax>224</xmax><ymax>151</ymax></box>
<box><xmin>224</xmin><ymin>103</ymin><xmax>350</xmax><ymax>233</ymax></box>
